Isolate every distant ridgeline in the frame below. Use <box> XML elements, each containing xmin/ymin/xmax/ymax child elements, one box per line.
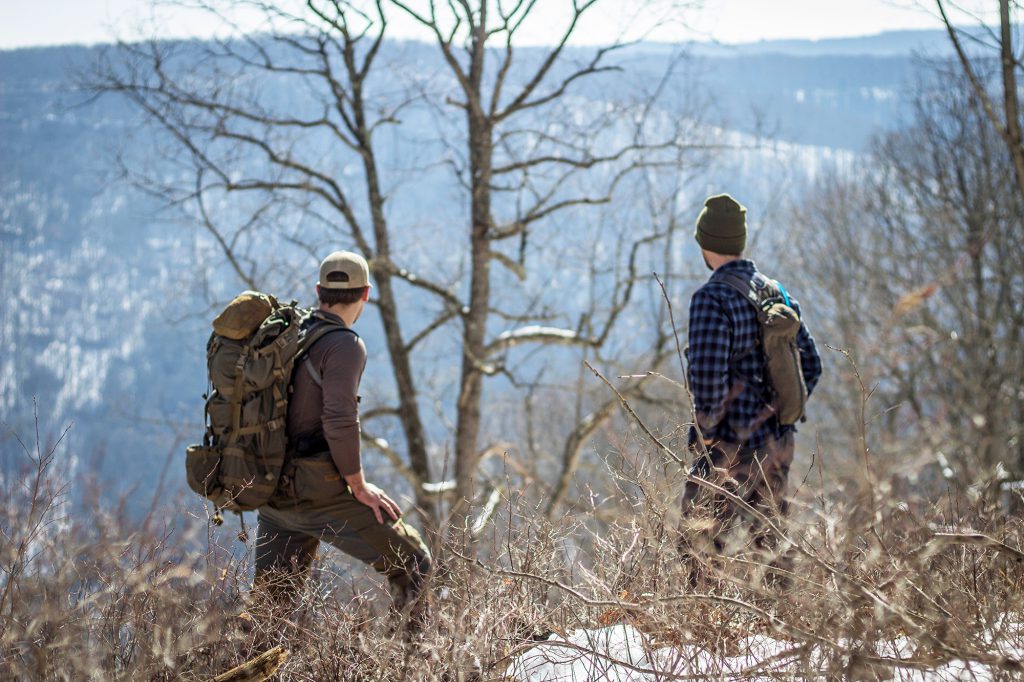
<box><xmin>0</xmin><ymin>30</ymin><xmax>951</xmax><ymax>511</ymax></box>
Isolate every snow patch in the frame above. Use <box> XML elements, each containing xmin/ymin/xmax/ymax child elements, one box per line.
<box><xmin>422</xmin><ymin>480</ymin><xmax>457</xmax><ymax>494</ymax></box>
<box><xmin>495</xmin><ymin>326</ymin><xmax>579</xmax><ymax>343</ymax></box>
<box><xmin>506</xmin><ymin>625</ymin><xmax>1024</xmax><ymax>682</ymax></box>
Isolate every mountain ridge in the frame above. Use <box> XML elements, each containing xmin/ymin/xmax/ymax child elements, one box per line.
<box><xmin>0</xmin><ymin>26</ymin><xmax>996</xmax><ymax>59</ymax></box>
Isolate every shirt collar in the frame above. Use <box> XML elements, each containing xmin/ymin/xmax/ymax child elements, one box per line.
<box><xmin>711</xmin><ymin>258</ymin><xmax>757</xmax><ymax>279</ymax></box>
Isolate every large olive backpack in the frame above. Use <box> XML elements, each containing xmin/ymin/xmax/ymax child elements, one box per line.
<box><xmin>712</xmin><ymin>271</ymin><xmax>808</xmax><ymax>426</ymax></box>
<box><xmin>185</xmin><ymin>292</ymin><xmax>341</xmax><ymax>512</ymax></box>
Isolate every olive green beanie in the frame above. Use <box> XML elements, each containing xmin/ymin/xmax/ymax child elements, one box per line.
<box><xmin>694</xmin><ymin>193</ymin><xmax>747</xmax><ymax>255</ymax></box>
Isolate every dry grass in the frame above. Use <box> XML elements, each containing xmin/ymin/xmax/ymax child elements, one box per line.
<box><xmin>2</xmin><ymin>403</ymin><xmax>1022</xmax><ymax>681</ymax></box>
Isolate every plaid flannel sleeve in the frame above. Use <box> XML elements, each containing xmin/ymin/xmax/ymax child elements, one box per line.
<box><xmin>790</xmin><ymin>298</ymin><xmax>823</xmax><ymax>396</ymax></box>
<box><xmin>687</xmin><ymin>288</ymin><xmax>732</xmax><ymax>432</ymax></box>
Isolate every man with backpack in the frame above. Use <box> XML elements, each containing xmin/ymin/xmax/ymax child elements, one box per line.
<box><xmin>252</xmin><ymin>251</ymin><xmax>431</xmax><ymax>610</ymax></box>
<box><xmin>681</xmin><ymin>194</ymin><xmax>822</xmax><ymax>566</ymax></box>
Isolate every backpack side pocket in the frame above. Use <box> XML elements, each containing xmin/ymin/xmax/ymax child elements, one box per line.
<box><xmin>185</xmin><ymin>445</ymin><xmax>224</xmax><ymax>500</ymax></box>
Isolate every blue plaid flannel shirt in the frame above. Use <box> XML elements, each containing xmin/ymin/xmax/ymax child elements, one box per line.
<box><xmin>686</xmin><ymin>259</ymin><xmax>822</xmax><ymax>450</ymax></box>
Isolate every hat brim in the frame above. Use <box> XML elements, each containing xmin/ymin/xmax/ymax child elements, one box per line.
<box><xmin>317</xmin><ymin>282</ymin><xmax>373</xmax><ymax>290</ymax></box>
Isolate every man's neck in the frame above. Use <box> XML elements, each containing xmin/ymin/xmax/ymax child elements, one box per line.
<box><xmin>319</xmin><ymin>303</ymin><xmax>357</xmax><ymax>327</ymax></box>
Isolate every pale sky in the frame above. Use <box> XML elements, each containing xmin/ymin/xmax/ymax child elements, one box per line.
<box><xmin>0</xmin><ymin>0</ymin><xmax>995</xmax><ymax>50</ymax></box>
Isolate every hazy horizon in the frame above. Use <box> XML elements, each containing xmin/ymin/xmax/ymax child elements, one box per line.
<box><xmin>0</xmin><ymin>0</ymin><xmax>1000</xmax><ymax>51</ymax></box>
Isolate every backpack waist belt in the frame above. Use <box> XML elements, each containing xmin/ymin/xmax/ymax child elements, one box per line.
<box><xmin>291</xmin><ymin>434</ymin><xmax>330</xmax><ymax>458</ymax></box>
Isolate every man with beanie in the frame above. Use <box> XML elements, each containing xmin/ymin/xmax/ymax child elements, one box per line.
<box><xmin>681</xmin><ymin>194</ymin><xmax>822</xmax><ymax>574</ymax></box>
<box><xmin>253</xmin><ymin>251</ymin><xmax>431</xmax><ymax>614</ymax></box>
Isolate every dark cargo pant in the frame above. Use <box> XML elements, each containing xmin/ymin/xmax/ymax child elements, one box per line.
<box><xmin>254</xmin><ymin>455</ymin><xmax>431</xmax><ymax>609</ymax></box>
<box><xmin>679</xmin><ymin>432</ymin><xmax>795</xmax><ymax>557</ymax></box>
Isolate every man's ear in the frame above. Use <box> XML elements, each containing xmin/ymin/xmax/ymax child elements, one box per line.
<box><xmin>316</xmin><ymin>284</ymin><xmax>322</xmax><ymax>298</ymax></box>
<box><xmin>361</xmin><ymin>286</ymin><xmax>371</xmax><ymax>302</ymax></box>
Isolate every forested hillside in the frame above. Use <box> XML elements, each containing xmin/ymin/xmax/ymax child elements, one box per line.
<box><xmin>2</xmin><ymin>32</ymin><xmax>932</xmax><ymax>504</ymax></box>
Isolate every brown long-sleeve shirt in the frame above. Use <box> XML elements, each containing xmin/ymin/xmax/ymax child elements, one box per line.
<box><xmin>287</xmin><ymin>312</ymin><xmax>367</xmax><ymax>476</ymax></box>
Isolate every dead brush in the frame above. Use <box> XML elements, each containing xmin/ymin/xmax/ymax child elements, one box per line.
<box><xmin>2</xmin><ymin>398</ymin><xmax>1023</xmax><ymax>680</ymax></box>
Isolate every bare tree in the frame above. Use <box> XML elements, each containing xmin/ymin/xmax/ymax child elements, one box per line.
<box><xmin>91</xmin><ymin>1</ymin><xmax>447</xmax><ymax>517</ymax></box>
<box><xmin>937</xmin><ymin>0</ymin><xmax>1024</xmax><ymax>199</ymax></box>
<box><xmin>89</xmin><ymin>0</ymin><xmax>704</xmax><ymax>528</ymax></box>
<box><xmin>790</xmin><ymin>65</ymin><xmax>1024</xmax><ymax>486</ymax></box>
<box><xmin>386</xmin><ymin>1</ymin><xmax>699</xmax><ymax>523</ymax></box>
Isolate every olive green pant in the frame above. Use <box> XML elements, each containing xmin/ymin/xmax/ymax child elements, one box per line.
<box><xmin>254</xmin><ymin>458</ymin><xmax>431</xmax><ymax>608</ymax></box>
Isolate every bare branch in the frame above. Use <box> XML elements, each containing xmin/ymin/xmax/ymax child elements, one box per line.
<box><xmin>379</xmin><ymin>259</ymin><xmax>466</xmax><ymax>311</ymax></box>
<box><xmin>360</xmin><ymin>431</ymin><xmax>421</xmax><ymax>489</ymax></box>
<box><xmin>404</xmin><ymin>308</ymin><xmax>460</xmax><ymax>353</ymax></box>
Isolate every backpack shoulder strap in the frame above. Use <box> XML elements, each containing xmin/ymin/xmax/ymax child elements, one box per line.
<box><xmin>710</xmin><ymin>270</ymin><xmax>784</xmax><ymax>316</ymax></box>
<box><xmin>709</xmin><ymin>270</ymin><xmax>782</xmax><ymax>366</ymax></box>
<box><xmin>711</xmin><ymin>271</ymin><xmax>761</xmax><ymax>310</ymax></box>
<box><xmin>300</xmin><ymin>319</ymin><xmax>359</xmax><ymax>388</ymax></box>
<box><xmin>711</xmin><ymin>271</ymin><xmax>767</xmax><ymax>312</ymax></box>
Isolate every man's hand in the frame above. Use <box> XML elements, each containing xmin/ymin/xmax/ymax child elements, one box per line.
<box><xmin>345</xmin><ymin>471</ymin><xmax>402</xmax><ymax>524</ymax></box>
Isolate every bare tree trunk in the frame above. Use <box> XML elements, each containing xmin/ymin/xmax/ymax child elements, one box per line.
<box><xmin>454</xmin><ymin>17</ymin><xmax>494</xmax><ymax>521</ymax></box>
<box><xmin>997</xmin><ymin>0</ymin><xmax>1024</xmax><ymax>203</ymax></box>
<box><xmin>372</xmin><ymin>270</ymin><xmax>435</xmax><ymax>515</ymax></box>
<box><xmin>350</xmin><ymin>58</ymin><xmax>436</xmax><ymax>517</ymax></box>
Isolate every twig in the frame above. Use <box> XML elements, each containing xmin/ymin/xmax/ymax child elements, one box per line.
<box><xmin>583</xmin><ymin>361</ymin><xmax>682</xmax><ymax>465</ymax></box>
<box><xmin>929</xmin><ymin>532</ymin><xmax>1024</xmax><ymax>561</ymax></box>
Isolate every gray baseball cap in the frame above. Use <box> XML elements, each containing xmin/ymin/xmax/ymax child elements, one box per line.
<box><xmin>318</xmin><ymin>250</ymin><xmax>371</xmax><ymax>289</ymax></box>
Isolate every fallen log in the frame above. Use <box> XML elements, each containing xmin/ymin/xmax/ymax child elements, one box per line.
<box><xmin>212</xmin><ymin>646</ymin><xmax>289</xmax><ymax>682</ymax></box>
